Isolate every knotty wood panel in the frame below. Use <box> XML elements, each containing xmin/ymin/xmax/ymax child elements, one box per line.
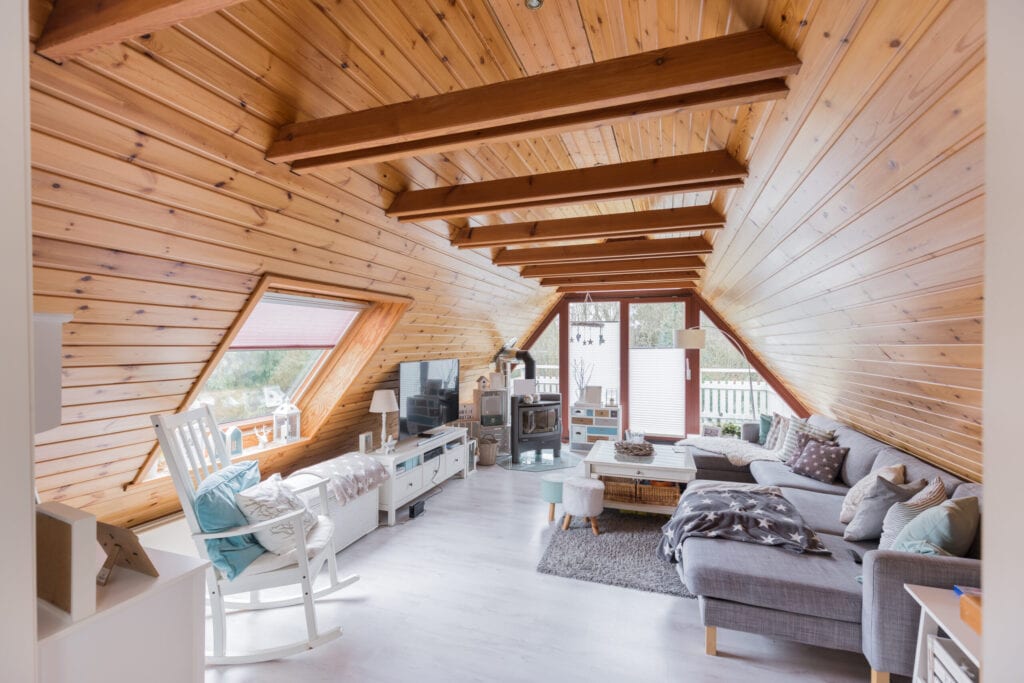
<box><xmin>700</xmin><ymin>0</ymin><xmax>986</xmax><ymax>481</ymax></box>
<box><xmin>27</xmin><ymin>0</ymin><xmax>986</xmax><ymax>527</ymax></box>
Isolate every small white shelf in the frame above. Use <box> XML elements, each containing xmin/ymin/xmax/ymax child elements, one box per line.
<box><xmin>904</xmin><ymin>584</ymin><xmax>981</xmax><ymax>682</ymax></box>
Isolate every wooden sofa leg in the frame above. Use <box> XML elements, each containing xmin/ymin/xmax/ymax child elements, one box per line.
<box><xmin>870</xmin><ymin>671</ymin><xmax>889</xmax><ymax>683</ymax></box>
<box><xmin>704</xmin><ymin>626</ymin><xmax>717</xmax><ymax>656</ymax></box>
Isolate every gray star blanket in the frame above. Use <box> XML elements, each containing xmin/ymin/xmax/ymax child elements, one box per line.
<box><xmin>657</xmin><ymin>482</ymin><xmax>831</xmax><ymax>562</ymax></box>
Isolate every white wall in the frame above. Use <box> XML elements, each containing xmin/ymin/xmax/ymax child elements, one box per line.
<box><xmin>0</xmin><ymin>0</ymin><xmax>37</xmax><ymax>679</ymax></box>
<box><xmin>984</xmin><ymin>0</ymin><xmax>1024</xmax><ymax>678</ymax></box>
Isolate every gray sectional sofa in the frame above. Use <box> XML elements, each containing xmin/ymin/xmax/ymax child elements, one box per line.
<box><xmin>679</xmin><ymin>415</ymin><xmax>981</xmax><ymax>681</ymax></box>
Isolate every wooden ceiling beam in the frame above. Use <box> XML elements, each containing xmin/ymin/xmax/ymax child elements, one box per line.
<box><xmin>267</xmin><ymin>29</ymin><xmax>798</xmax><ymax>165</ymax></box>
<box><xmin>452</xmin><ymin>205</ymin><xmax>724</xmax><ymax>249</ymax></box>
<box><xmin>556</xmin><ymin>282</ymin><xmax>698</xmax><ymax>294</ymax></box>
<box><xmin>494</xmin><ymin>236</ymin><xmax>712</xmax><ymax>267</ymax></box>
<box><xmin>520</xmin><ymin>256</ymin><xmax>707</xmax><ymax>278</ymax></box>
<box><xmin>287</xmin><ymin>80</ymin><xmax>789</xmax><ymax>172</ymax></box>
<box><xmin>387</xmin><ymin>150</ymin><xmax>745</xmax><ymax>222</ymax></box>
<box><xmin>36</xmin><ymin>0</ymin><xmax>247</xmax><ymax>61</ymax></box>
<box><xmin>539</xmin><ymin>271</ymin><xmax>703</xmax><ymax>287</ymax></box>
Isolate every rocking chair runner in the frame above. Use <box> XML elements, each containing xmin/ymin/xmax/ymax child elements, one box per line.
<box><xmin>152</xmin><ymin>406</ymin><xmax>359</xmax><ymax>665</ymax></box>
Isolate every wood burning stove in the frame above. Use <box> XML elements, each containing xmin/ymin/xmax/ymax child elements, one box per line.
<box><xmin>511</xmin><ymin>393</ymin><xmax>562</xmax><ymax>463</ymax></box>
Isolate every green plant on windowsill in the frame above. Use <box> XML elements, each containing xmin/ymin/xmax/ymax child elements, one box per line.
<box><xmin>720</xmin><ymin>422</ymin><xmax>741</xmax><ymax>438</ymax></box>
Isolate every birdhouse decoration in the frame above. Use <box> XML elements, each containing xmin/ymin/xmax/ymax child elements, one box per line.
<box><xmin>476</xmin><ymin>375</ymin><xmax>489</xmax><ymax>391</ymax></box>
<box><xmin>224</xmin><ymin>425</ymin><xmax>244</xmax><ymax>456</ymax></box>
<box><xmin>273</xmin><ymin>402</ymin><xmax>301</xmax><ymax>443</ymax></box>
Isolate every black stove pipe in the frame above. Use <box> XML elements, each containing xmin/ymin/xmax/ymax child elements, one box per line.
<box><xmin>514</xmin><ymin>350</ymin><xmax>536</xmax><ymax>380</ymax></box>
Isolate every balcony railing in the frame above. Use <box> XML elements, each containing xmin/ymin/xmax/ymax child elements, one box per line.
<box><xmin>527</xmin><ymin>366</ymin><xmax>781</xmax><ymax>426</ymax></box>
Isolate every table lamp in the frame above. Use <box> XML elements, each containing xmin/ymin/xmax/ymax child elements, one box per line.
<box><xmin>369</xmin><ymin>389</ymin><xmax>399</xmax><ymax>451</ymax></box>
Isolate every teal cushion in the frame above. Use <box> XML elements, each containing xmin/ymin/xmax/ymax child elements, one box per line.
<box><xmin>194</xmin><ymin>461</ymin><xmax>264</xmax><ymax>580</ymax></box>
<box><xmin>759</xmin><ymin>414</ymin><xmax>772</xmax><ymax>445</ymax></box>
<box><xmin>891</xmin><ymin>497</ymin><xmax>980</xmax><ymax>557</ymax></box>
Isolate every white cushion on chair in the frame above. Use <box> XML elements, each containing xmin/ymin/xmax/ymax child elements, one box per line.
<box><xmin>239</xmin><ymin>515</ymin><xmax>335</xmax><ymax>577</ymax></box>
<box><xmin>562</xmin><ymin>477</ymin><xmax>605</xmax><ymax>518</ymax></box>
<box><xmin>236</xmin><ymin>473</ymin><xmax>319</xmax><ymax>555</ymax></box>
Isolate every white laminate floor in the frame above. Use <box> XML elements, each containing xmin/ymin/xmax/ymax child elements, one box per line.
<box><xmin>141</xmin><ymin>464</ymin><xmax>872</xmax><ymax>683</ymax></box>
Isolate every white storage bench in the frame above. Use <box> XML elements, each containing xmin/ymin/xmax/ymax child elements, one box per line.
<box><xmin>287</xmin><ymin>452</ymin><xmax>389</xmax><ymax>552</ymax></box>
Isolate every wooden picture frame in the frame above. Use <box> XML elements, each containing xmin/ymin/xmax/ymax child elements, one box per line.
<box><xmin>96</xmin><ymin>522</ymin><xmax>160</xmax><ymax>586</ymax></box>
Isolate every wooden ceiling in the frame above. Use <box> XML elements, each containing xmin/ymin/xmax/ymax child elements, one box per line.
<box><xmin>27</xmin><ymin>0</ymin><xmax>983</xmax><ymax>525</ymax></box>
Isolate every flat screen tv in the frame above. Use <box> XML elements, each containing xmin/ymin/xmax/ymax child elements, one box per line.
<box><xmin>398</xmin><ymin>358</ymin><xmax>460</xmax><ymax>439</ymax></box>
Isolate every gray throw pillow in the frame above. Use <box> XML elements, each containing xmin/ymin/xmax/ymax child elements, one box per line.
<box><xmin>789</xmin><ymin>439</ymin><xmax>848</xmax><ymax>483</ymax></box>
<box><xmin>844</xmin><ymin>477</ymin><xmax>927</xmax><ymax>542</ymax></box>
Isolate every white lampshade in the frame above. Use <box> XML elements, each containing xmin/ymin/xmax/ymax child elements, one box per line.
<box><xmin>369</xmin><ymin>389</ymin><xmax>399</xmax><ymax>414</ymax></box>
<box><xmin>674</xmin><ymin>328</ymin><xmax>707</xmax><ymax>350</ymax></box>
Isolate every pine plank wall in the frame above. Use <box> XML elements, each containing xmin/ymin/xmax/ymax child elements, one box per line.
<box><xmin>26</xmin><ymin>0</ymin><xmax>984</xmax><ymax>526</ymax></box>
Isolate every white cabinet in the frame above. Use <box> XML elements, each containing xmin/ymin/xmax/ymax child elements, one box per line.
<box><xmin>372</xmin><ymin>428</ymin><xmax>470</xmax><ymax>526</ymax></box>
<box><xmin>37</xmin><ymin>548</ymin><xmax>207</xmax><ymax>683</ymax></box>
<box><xmin>569</xmin><ymin>404</ymin><xmax>622</xmax><ymax>452</ymax></box>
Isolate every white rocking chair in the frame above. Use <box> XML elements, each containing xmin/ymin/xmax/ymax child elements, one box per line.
<box><xmin>152</xmin><ymin>406</ymin><xmax>358</xmax><ymax>665</ymax></box>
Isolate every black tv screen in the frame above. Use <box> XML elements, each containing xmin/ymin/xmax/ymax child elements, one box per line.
<box><xmin>398</xmin><ymin>358</ymin><xmax>460</xmax><ymax>439</ymax></box>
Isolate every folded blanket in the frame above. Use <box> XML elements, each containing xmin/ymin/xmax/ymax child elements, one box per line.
<box><xmin>675</xmin><ymin>435</ymin><xmax>782</xmax><ymax>466</ymax></box>
<box><xmin>657</xmin><ymin>482</ymin><xmax>830</xmax><ymax>562</ymax></box>
<box><xmin>291</xmin><ymin>453</ymin><xmax>390</xmax><ymax>506</ymax></box>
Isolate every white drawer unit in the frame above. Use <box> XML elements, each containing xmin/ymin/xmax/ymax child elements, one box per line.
<box><xmin>372</xmin><ymin>428</ymin><xmax>471</xmax><ymax>526</ymax></box>
<box><xmin>569</xmin><ymin>404</ymin><xmax>622</xmax><ymax>452</ymax></box>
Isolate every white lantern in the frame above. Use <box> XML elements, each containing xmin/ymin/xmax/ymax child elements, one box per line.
<box><xmin>273</xmin><ymin>402</ymin><xmax>301</xmax><ymax>443</ymax></box>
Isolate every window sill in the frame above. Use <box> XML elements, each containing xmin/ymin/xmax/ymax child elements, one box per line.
<box><xmin>126</xmin><ymin>436</ymin><xmax>314</xmax><ymax>491</ymax></box>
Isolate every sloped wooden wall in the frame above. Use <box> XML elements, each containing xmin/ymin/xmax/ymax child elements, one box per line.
<box><xmin>27</xmin><ymin>0</ymin><xmax>556</xmax><ymax>526</ymax></box>
<box><xmin>701</xmin><ymin>0</ymin><xmax>984</xmax><ymax>481</ymax></box>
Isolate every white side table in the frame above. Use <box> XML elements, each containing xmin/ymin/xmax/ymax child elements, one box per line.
<box><xmin>904</xmin><ymin>584</ymin><xmax>981</xmax><ymax>682</ymax></box>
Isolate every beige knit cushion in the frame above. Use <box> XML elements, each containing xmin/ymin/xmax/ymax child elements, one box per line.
<box><xmin>839</xmin><ymin>464</ymin><xmax>906</xmax><ymax>524</ymax></box>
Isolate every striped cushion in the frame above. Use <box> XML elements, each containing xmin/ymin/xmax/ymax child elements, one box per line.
<box><xmin>799</xmin><ymin>422</ymin><xmax>836</xmax><ymax>444</ymax></box>
<box><xmin>763</xmin><ymin>414</ymin><xmax>784</xmax><ymax>449</ymax></box>
<box><xmin>779</xmin><ymin>418</ymin><xmax>810</xmax><ymax>461</ymax></box>
<box><xmin>879</xmin><ymin>477</ymin><xmax>948</xmax><ymax>549</ymax></box>
<box><xmin>770</xmin><ymin>417</ymin><xmax>791</xmax><ymax>452</ymax></box>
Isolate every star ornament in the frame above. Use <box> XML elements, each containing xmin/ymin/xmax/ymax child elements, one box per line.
<box><xmin>789</xmin><ymin>531</ymin><xmax>805</xmax><ymax>543</ymax></box>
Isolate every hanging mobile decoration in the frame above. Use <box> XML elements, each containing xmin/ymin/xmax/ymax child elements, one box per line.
<box><xmin>569</xmin><ymin>292</ymin><xmax>611</xmax><ymax>346</ymax></box>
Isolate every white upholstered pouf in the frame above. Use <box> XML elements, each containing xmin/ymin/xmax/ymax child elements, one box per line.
<box><xmin>561</xmin><ymin>477</ymin><xmax>605</xmax><ymax>535</ymax></box>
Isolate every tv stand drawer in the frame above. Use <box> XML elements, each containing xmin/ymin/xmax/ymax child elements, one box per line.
<box><xmin>382</xmin><ymin>467</ymin><xmax>424</xmax><ymax>506</ymax></box>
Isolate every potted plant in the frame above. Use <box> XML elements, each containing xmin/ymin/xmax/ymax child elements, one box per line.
<box><xmin>720</xmin><ymin>422</ymin><xmax>741</xmax><ymax>439</ymax></box>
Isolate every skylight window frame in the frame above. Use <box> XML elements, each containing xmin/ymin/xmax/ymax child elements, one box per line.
<box><xmin>131</xmin><ymin>274</ymin><xmax>411</xmax><ymax>487</ymax></box>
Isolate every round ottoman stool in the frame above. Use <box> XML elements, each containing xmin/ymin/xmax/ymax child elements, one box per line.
<box><xmin>561</xmin><ymin>477</ymin><xmax>605</xmax><ymax>535</ymax></box>
<box><xmin>540</xmin><ymin>473</ymin><xmax>566</xmax><ymax>522</ymax></box>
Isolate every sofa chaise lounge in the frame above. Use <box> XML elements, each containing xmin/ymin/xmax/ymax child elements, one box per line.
<box><xmin>679</xmin><ymin>415</ymin><xmax>982</xmax><ymax>681</ymax></box>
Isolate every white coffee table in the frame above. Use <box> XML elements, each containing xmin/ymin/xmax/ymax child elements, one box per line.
<box><xmin>583</xmin><ymin>441</ymin><xmax>696</xmax><ymax>514</ymax></box>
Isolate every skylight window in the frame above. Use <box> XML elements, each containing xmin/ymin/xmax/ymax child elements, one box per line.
<box><xmin>194</xmin><ymin>292</ymin><xmax>365</xmax><ymax>424</ymax></box>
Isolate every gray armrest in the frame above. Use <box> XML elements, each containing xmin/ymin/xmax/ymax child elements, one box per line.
<box><xmin>861</xmin><ymin>550</ymin><xmax>981</xmax><ymax>676</ymax></box>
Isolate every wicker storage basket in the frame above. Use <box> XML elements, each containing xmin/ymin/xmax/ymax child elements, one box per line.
<box><xmin>600</xmin><ymin>476</ymin><xmax>637</xmax><ymax>503</ymax></box>
<box><xmin>638</xmin><ymin>482</ymin><xmax>681</xmax><ymax>506</ymax></box>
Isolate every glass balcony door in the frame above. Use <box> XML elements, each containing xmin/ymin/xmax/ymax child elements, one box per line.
<box><xmin>628</xmin><ymin>301</ymin><xmax>687</xmax><ymax>438</ymax></box>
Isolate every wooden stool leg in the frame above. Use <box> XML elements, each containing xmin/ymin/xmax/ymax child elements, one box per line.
<box><xmin>704</xmin><ymin>626</ymin><xmax>717</xmax><ymax>656</ymax></box>
<box><xmin>562</xmin><ymin>514</ymin><xmax>572</xmax><ymax>530</ymax></box>
<box><xmin>870</xmin><ymin>671</ymin><xmax>889</xmax><ymax>683</ymax></box>
<box><xmin>590</xmin><ymin>517</ymin><xmax>599</xmax><ymax>535</ymax></box>
<box><xmin>548</xmin><ymin>502</ymin><xmax>555</xmax><ymax>522</ymax></box>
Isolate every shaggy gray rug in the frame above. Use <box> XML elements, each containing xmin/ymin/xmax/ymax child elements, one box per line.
<box><xmin>537</xmin><ymin>510</ymin><xmax>695</xmax><ymax>598</ymax></box>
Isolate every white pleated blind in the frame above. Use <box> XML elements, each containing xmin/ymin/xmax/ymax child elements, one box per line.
<box><xmin>231</xmin><ymin>293</ymin><xmax>365</xmax><ymax>349</ymax></box>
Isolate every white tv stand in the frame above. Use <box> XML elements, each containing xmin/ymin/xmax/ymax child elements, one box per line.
<box><xmin>370</xmin><ymin>427</ymin><xmax>470</xmax><ymax>526</ymax></box>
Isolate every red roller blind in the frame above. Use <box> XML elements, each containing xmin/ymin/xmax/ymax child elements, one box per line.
<box><xmin>231</xmin><ymin>293</ymin><xmax>364</xmax><ymax>349</ymax></box>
